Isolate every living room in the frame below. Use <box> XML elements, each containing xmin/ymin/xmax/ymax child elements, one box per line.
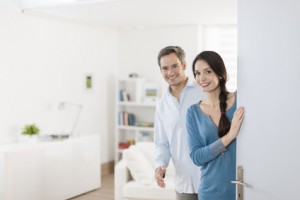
<box><xmin>2</xmin><ymin>0</ymin><xmax>300</xmax><ymax>199</ymax></box>
<box><xmin>1</xmin><ymin>0</ymin><xmax>238</xmax><ymax>199</ymax></box>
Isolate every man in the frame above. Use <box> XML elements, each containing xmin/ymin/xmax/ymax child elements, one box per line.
<box><xmin>154</xmin><ymin>46</ymin><xmax>204</xmax><ymax>200</ymax></box>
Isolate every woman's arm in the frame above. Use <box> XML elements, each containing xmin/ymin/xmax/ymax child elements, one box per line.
<box><xmin>221</xmin><ymin>106</ymin><xmax>244</xmax><ymax>147</ymax></box>
<box><xmin>186</xmin><ymin>106</ymin><xmax>227</xmax><ymax>166</ymax></box>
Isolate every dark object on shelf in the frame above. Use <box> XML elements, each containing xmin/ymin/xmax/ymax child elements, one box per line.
<box><xmin>39</xmin><ymin>134</ymin><xmax>70</xmax><ymax>141</ymax></box>
<box><xmin>49</xmin><ymin>134</ymin><xmax>70</xmax><ymax>140</ymax></box>
<box><xmin>129</xmin><ymin>73</ymin><xmax>138</xmax><ymax>78</ymax></box>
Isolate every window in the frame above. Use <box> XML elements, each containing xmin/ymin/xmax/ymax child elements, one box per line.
<box><xmin>202</xmin><ymin>25</ymin><xmax>237</xmax><ymax>92</ymax></box>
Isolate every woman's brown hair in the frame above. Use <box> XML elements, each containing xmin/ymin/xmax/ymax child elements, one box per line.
<box><xmin>192</xmin><ymin>51</ymin><xmax>231</xmax><ymax>138</ymax></box>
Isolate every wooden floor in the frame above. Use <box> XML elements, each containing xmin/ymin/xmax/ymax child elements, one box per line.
<box><xmin>69</xmin><ymin>173</ymin><xmax>114</xmax><ymax>200</ymax></box>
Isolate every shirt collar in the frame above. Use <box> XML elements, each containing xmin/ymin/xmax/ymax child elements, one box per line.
<box><xmin>167</xmin><ymin>77</ymin><xmax>196</xmax><ymax>94</ymax></box>
<box><xmin>186</xmin><ymin>77</ymin><xmax>196</xmax><ymax>87</ymax></box>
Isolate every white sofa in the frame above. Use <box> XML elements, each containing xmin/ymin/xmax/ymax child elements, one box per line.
<box><xmin>114</xmin><ymin>142</ymin><xmax>176</xmax><ymax>200</ymax></box>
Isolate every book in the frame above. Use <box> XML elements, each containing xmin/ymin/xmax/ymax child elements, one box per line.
<box><xmin>128</xmin><ymin>113</ymin><xmax>135</xmax><ymax>126</ymax></box>
<box><xmin>134</xmin><ymin>122</ymin><xmax>154</xmax><ymax>127</ymax></box>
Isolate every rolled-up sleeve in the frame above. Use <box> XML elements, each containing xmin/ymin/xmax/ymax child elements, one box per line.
<box><xmin>209</xmin><ymin>138</ymin><xmax>227</xmax><ymax>156</ymax></box>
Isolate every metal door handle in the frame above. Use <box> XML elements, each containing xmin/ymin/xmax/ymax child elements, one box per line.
<box><xmin>232</xmin><ymin>165</ymin><xmax>252</xmax><ymax>200</ymax></box>
<box><xmin>231</xmin><ymin>180</ymin><xmax>252</xmax><ymax>188</ymax></box>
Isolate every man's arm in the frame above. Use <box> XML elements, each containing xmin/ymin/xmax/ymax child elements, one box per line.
<box><xmin>154</xmin><ymin>109</ymin><xmax>171</xmax><ymax>188</ymax></box>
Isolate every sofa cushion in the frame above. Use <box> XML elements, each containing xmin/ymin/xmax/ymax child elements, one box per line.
<box><xmin>136</xmin><ymin>142</ymin><xmax>155</xmax><ymax>168</ymax></box>
<box><xmin>135</xmin><ymin>142</ymin><xmax>175</xmax><ymax>178</ymax></box>
<box><xmin>123</xmin><ymin>145</ymin><xmax>155</xmax><ymax>185</ymax></box>
<box><xmin>123</xmin><ymin>177</ymin><xmax>176</xmax><ymax>200</ymax></box>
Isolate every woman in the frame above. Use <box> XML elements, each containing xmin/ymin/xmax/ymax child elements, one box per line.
<box><xmin>186</xmin><ymin>51</ymin><xmax>244</xmax><ymax>200</ymax></box>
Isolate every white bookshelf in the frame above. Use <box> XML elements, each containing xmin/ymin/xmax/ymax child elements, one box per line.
<box><xmin>115</xmin><ymin>78</ymin><xmax>158</xmax><ymax>163</ymax></box>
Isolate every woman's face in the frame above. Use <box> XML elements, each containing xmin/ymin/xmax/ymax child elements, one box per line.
<box><xmin>194</xmin><ymin>60</ymin><xmax>220</xmax><ymax>93</ymax></box>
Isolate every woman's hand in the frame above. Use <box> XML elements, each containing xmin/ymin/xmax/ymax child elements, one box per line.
<box><xmin>222</xmin><ymin>106</ymin><xmax>244</xmax><ymax>147</ymax></box>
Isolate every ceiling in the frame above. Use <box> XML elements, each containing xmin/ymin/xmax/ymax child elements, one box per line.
<box><xmin>21</xmin><ymin>0</ymin><xmax>237</xmax><ymax>29</ymax></box>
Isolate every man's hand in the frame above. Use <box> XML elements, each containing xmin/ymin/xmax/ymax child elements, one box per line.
<box><xmin>155</xmin><ymin>166</ymin><xmax>166</xmax><ymax>188</ymax></box>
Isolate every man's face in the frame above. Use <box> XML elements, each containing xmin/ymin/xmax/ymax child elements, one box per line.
<box><xmin>159</xmin><ymin>53</ymin><xmax>186</xmax><ymax>87</ymax></box>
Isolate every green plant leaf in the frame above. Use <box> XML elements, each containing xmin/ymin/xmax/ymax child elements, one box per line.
<box><xmin>21</xmin><ymin>123</ymin><xmax>40</xmax><ymax>135</ymax></box>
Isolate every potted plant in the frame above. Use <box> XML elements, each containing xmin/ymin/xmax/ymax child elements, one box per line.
<box><xmin>21</xmin><ymin>123</ymin><xmax>40</xmax><ymax>136</ymax></box>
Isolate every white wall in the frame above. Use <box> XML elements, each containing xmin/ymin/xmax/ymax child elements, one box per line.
<box><xmin>0</xmin><ymin>1</ymin><xmax>118</xmax><ymax>163</ymax></box>
<box><xmin>118</xmin><ymin>25</ymin><xmax>200</xmax><ymax>93</ymax></box>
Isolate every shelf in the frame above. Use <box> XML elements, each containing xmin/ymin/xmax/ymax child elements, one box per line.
<box><xmin>115</xmin><ymin>78</ymin><xmax>158</xmax><ymax>163</ymax></box>
<box><xmin>118</xmin><ymin>101</ymin><xmax>156</xmax><ymax>107</ymax></box>
<box><xmin>118</xmin><ymin>125</ymin><xmax>154</xmax><ymax>132</ymax></box>
<box><xmin>118</xmin><ymin>78</ymin><xmax>146</xmax><ymax>82</ymax></box>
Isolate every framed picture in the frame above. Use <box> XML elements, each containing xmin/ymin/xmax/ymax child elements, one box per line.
<box><xmin>143</xmin><ymin>82</ymin><xmax>159</xmax><ymax>103</ymax></box>
<box><xmin>83</xmin><ymin>73</ymin><xmax>94</xmax><ymax>91</ymax></box>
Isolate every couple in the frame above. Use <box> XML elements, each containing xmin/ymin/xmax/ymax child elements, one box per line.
<box><xmin>154</xmin><ymin>46</ymin><xmax>244</xmax><ymax>200</ymax></box>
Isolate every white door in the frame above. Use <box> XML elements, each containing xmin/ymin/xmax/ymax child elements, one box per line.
<box><xmin>237</xmin><ymin>0</ymin><xmax>300</xmax><ymax>199</ymax></box>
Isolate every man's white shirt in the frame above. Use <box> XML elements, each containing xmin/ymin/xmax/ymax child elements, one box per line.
<box><xmin>154</xmin><ymin>78</ymin><xmax>204</xmax><ymax>193</ymax></box>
